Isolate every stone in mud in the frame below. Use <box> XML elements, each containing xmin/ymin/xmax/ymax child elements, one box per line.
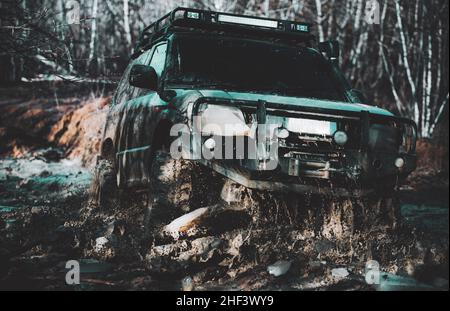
<box><xmin>227</xmin><ymin>233</ymin><xmax>244</xmax><ymax>257</ymax></box>
<box><xmin>267</xmin><ymin>260</ymin><xmax>292</xmax><ymax>277</ymax></box>
<box><xmin>33</xmin><ymin>148</ymin><xmax>63</xmax><ymax>162</ymax></box>
<box><xmin>146</xmin><ymin>236</ymin><xmax>222</xmax><ymax>273</ymax></box>
<box><xmin>164</xmin><ymin>207</ymin><xmax>208</xmax><ymax>240</ymax></box>
<box><xmin>221</xmin><ymin>179</ymin><xmax>244</xmax><ymax>204</ymax></box>
<box><xmin>95</xmin><ymin>236</ymin><xmax>109</xmax><ymax>251</ymax></box>
<box><xmin>93</xmin><ymin>235</ymin><xmax>117</xmax><ymax>260</ymax></box>
<box><xmin>181</xmin><ymin>276</ymin><xmax>194</xmax><ymax>291</ymax></box>
<box><xmin>31</xmin><ymin>206</ymin><xmax>48</xmax><ymax>214</ymax></box>
<box><xmin>331</xmin><ymin>267</ymin><xmax>349</xmax><ymax>278</ymax></box>
<box><xmin>179</xmin><ymin>237</ymin><xmax>221</xmax><ymax>263</ymax></box>
<box><xmin>39</xmin><ymin>170</ymin><xmax>52</xmax><ymax>177</ymax></box>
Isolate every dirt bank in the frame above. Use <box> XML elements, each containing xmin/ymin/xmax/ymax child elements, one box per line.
<box><xmin>0</xmin><ymin>98</ymin><xmax>108</xmax><ymax>168</ymax></box>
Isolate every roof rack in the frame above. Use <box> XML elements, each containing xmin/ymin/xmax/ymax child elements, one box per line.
<box><xmin>133</xmin><ymin>7</ymin><xmax>313</xmax><ymax>57</ymax></box>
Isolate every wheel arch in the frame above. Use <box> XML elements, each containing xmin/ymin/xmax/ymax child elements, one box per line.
<box><xmin>100</xmin><ymin>137</ymin><xmax>115</xmax><ymax>163</ymax></box>
<box><xmin>152</xmin><ymin>118</ymin><xmax>174</xmax><ymax>152</ymax></box>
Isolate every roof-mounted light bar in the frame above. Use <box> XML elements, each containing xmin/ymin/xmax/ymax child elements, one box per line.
<box><xmin>214</xmin><ymin>12</ymin><xmax>310</xmax><ymax>33</ymax></box>
<box><xmin>134</xmin><ymin>7</ymin><xmax>312</xmax><ymax>56</ymax></box>
<box><xmin>217</xmin><ymin>14</ymin><xmax>278</xmax><ymax>28</ymax></box>
<box><xmin>180</xmin><ymin>8</ymin><xmax>311</xmax><ymax>34</ymax></box>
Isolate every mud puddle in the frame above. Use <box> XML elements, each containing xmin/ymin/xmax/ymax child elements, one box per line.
<box><xmin>0</xmin><ymin>152</ymin><xmax>448</xmax><ymax>291</ymax></box>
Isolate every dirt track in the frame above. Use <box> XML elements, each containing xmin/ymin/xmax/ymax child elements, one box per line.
<box><xmin>0</xmin><ymin>93</ymin><xmax>448</xmax><ymax>290</ymax></box>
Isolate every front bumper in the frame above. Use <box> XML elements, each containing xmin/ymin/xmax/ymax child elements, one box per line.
<box><xmin>190</xmin><ymin>97</ymin><xmax>417</xmax><ymax>195</ymax></box>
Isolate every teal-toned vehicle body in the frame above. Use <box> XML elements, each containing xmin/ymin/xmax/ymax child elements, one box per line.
<box><xmin>99</xmin><ymin>8</ymin><xmax>417</xmax><ymax>196</ymax></box>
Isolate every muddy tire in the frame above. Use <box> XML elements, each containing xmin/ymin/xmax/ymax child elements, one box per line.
<box><xmin>89</xmin><ymin>159</ymin><xmax>117</xmax><ymax>209</ymax></box>
<box><xmin>363</xmin><ymin>193</ymin><xmax>401</xmax><ymax>230</ymax></box>
<box><xmin>143</xmin><ymin>150</ymin><xmax>223</xmax><ymax>234</ymax></box>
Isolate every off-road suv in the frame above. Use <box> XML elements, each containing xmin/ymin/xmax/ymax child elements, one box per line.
<box><xmin>91</xmin><ymin>7</ymin><xmax>417</xmax><ymax>208</ymax></box>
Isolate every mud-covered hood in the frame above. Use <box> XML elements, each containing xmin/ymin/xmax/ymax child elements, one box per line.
<box><xmin>172</xmin><ymin>88</ymin><xmax>393</xmax><ymax>117</ymax></box>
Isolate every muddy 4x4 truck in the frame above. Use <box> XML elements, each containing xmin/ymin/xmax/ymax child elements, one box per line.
<box><xmin>91</xmin><ymin>8</ymin><xmax>417</xmax><ymax>212</ymax></box>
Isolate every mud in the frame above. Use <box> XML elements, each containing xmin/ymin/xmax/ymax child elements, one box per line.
<box><xmin>0</xmin><ymin>150</ymin><xmax>448</xmax><ymax>291</ymax></box>
<box><xmin>0</xmin><ymin>94</ymin><xmax>448</xmax><ymax>291</ymax></box>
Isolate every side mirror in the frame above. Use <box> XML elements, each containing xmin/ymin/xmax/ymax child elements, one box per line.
<box><xmin>129</xmin><ymin>64</ymin><xmax>158</xmax><ymax>90</ymax></box>
<box><xmin>319</xmin><ymin>40</ymin><xmax>340</xmax><ymax>62</ymax></box>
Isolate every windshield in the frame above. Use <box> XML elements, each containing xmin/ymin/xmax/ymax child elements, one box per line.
<box><xmin>167</xmin><ymin>36</ymin><xmax>348</xmax><ymax>101</ymax></box>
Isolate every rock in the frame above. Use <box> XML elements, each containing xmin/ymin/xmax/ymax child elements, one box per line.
<box><xmin>181</xmin><ymin>276</ymin><xmax>194</xmax><ymax>291</ymax></box>
<box><xmin>164</xmin><ymin>207</ymin><xmax>208</xmax><ymax>240</ymax></box>
<box><xmin>309</xmin><ymin>260</ymin><xmax>326</xmax><ymax>269</ymax></box>
<box><xmin>39</xmin><ymin>170</ymin><xmax>52</xmax><ymax>177</ymax></box>
<box><xmin>31</xmin><ymin>206</ymin><xmax>43</xmax><ymax>214</ymax></box>
<box><xmin>34</xmin><ymin>148</ymin><xmax>63</xmax><ymax>162</ymax></box>
<box><xmin>178</xmin><ymin>236</ymin><xmax>220</xmax><ymax>262</ymax></box>
<box><xmin>221</xmin><ymin>180</ymin><xmax>243</xmax><ymax>204</ymax></box>
<box><xmin>146</xmin><ymin>236</ymin><xmax>221</xmax><ymax>271</ymax></box>
<box><xmin>267</xmin><ymin>260</ymin><xmax>292</xmax><ymax>277</ymax></box>
<box><xmin>331</xmin><ymin>267</ymin><xmax>349</xmax><ymax>278</ymax></box>
<box><xmin>93</xmin><ymin>235</ymin><xmax>118</xmax><ymax>260</ymax></box>
<box><xmin>227</xmin><ymin>233</ymin><xmax>243</xmax><ymax>257</ymax></box>
<box><xmin>95</xmin><ymin>236</ymin><xmax>110</xmax><ymax>252</ymax></box>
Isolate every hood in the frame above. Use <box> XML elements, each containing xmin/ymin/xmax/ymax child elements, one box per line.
<box><xmin>172</xmin><ymin>88</ymin><xmax>393</xmax><ymax>117</ymax></box>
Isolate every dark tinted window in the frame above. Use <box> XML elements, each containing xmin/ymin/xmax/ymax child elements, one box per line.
<box><xmin>168</xmin><ymin>37</ymin><xmax>346</xmax><ymax>101</ymax></box>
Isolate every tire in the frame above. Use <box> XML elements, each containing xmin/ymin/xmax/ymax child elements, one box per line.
<box><xmin>147</xmin><ymin>150</ymin><xmax>195</xmax><ymax>220</ymax></box>
<box><xmin>365</xmin><ymin>193</ymin><xmax>401</xmax><ymax>230</ymax></box>
<box><xmin>89</xmin><ymin>159</ymin><xmax>117</xmax><ymax>209</ymax></box>
<box><xmin>143</xmin><ymin>149</ymin><xmax>223</xmax><ymax>234</ymax></box>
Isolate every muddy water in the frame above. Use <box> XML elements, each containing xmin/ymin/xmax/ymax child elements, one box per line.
<box><xmin>399</xmin><ymin>189</ymin><xmax>449</xmax><ymax>235</ymax></box>
<box><xmin>0</xmin><ymin>154</ymin><xmax>448</xmax><ymax>290</ymax></box>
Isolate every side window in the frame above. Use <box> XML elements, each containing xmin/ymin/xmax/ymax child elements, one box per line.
<box><xmin>149</xmin><ymin>43</ymin><xmax>167</xmax><ymax>77</ymax></box>
<box><xmin>114</xmin><ymin>63</ymin><xmax>133</xmax><ymax>106</ymax></box>
<box><xmin>131</xmin><ymin>43</ymin><xmax>167</xmax><ymax>98</ymax></box>
<box><xmin>135</xmin><ymin>48</ymin><xmax>154</xmax><ymax>66</ymax></box>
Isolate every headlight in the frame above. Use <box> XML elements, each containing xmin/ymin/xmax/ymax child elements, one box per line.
<box><xmin>276</xmin><ymin>127</ymin><xmax>289</xmax><ymax>139</ymax></box>
<box><xmin>197</xmin><ymin>104</ymin><xmax>251</xmax><ymax>136</ymax></box>
<box><xmin>333</xmin><ymin>130</ymin><xmax>348</xmax><ymax>146</ymax></box>
<box><xmin>394</xmin><ymin>157</ymin><xmax>405</xmax><ymax>168</ymax></box>
<box><xmin>203</xmin><ymin>137</ymin><xmax>216</xmax><ymax>150</ymax></box>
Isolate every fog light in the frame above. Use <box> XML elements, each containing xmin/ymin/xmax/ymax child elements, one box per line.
<box><xmin>394</xmin><ymin>157</ymin><xmax>405</xmax><ymax>168</ymax></box>
<box><xmin>333</xmin><ymin>130</ymin><xmax>348</xmax><ymax>146</ymax></box>
<box><xmin>204</xmin><ymin>137</ymin><xmax>216</xmax><ymax>150</ymax></box>
<box><xmin>276</xmin><ymin>127</ymin><xmax>289</xmax><ymax>139</ymax></box>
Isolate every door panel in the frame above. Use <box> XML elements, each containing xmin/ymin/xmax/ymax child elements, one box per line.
<box><xmin>115</xmin><ymin>42</ymin><xmax>168</xmax><ymax>188</ymax></box>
